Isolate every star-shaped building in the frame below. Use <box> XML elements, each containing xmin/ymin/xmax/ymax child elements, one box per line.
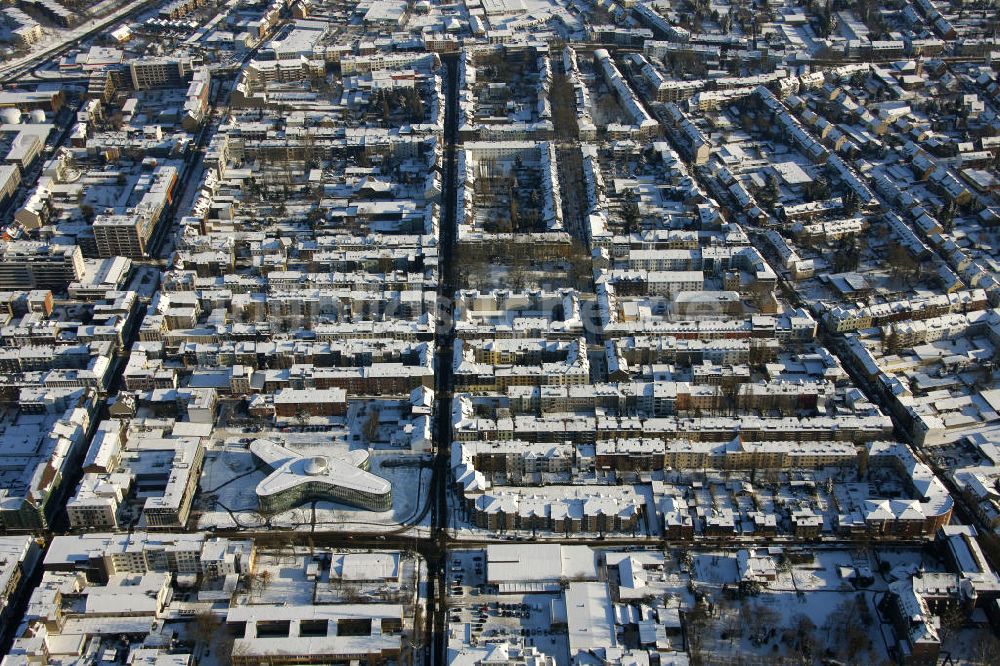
<box><xmin>250</xmin><ymin>439</ymin><xmax>392</xmax><ymax>513</ymax></box>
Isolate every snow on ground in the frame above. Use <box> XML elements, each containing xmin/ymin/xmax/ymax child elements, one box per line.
<box><xmin>789</xmin><ymin>552</ymin><xmax>858</xmax><ymax>592</ymax></box>
<box><xmin>195</xmin><ymin>442</ymin><xmax>432</xmax><ymax>532</ymax></box>
<box><xmin>247</xmin><ymin>556</ymin><xmax>316</xmax><ymax>607</ymax></box>
<box><xmin>704</xmin><ymin>589</ymin><xmax>891</xmax><ymax>663</ymax></box>
<box><xmin>692</xmin><ymin>553</ymin><xmax>739</xmax><ymax>585</ymax></box>
<box><xmin>447</xmin><ymin>548</ymin><xmax>569</xmax><ymax>664</ymax></box>
<box><xmin>0</xmin><ymin>0</ymin><xmax>152</xmax><ymax>77</ymax></box>
<box><xmin>688</xmin><ymin>548</ymin><xmax>915</xmax><ymax>664</ymax></box>
<box><xmin>231</xmin><ymin>548</ymin><xmax>423</xmax><ymax>623</ymax></box>
<box><xmin>941</xmin><ymin>626</ymin><xmax>1000</xmax><ymax>665</ymax></box>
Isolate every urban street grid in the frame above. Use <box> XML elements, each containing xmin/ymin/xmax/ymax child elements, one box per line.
<box><xmin>0</xmin><ymin>0</ymin><xmax>998</xmax><ymax>664</ymax></box>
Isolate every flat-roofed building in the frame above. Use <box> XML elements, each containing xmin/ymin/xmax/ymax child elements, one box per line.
<box><xmin>0</xmin><ymin>241</ymin><xmax>84</xmax><ymax>291</ymax></box>
<box><xmin>129</xmin><ymin>58</ymin><xmax>193</xmax><ymax>90</ymax></box>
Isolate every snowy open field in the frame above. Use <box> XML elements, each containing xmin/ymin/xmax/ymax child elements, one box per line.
<box><xmin>686</xmin><ymin>547</ymin><xmax>951</xmax><ymax>665</ymax></box>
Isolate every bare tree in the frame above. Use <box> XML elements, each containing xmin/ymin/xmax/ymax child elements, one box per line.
<box><xmin>972</xmin><ymin>626</ymin><xmax>1000</xmax><ymax>665</ymax></box>
<box><xmin>685</xmin><ymin>601</ymin><xmax>711</xmax><ymax>666</ymax></box>
<box><xmin>743</xmin><ymin>602</ymin><xmax>779</xmax><ymax>646</ymax></box>
<box><xmin>887</xmin><ymin>241</ymin><xmax>919</xmax><ymax>285</ymax></box>
<box><xmin>785</xmin><ymin>613</ymin><xmax>818</xmax><ymax>665</ymax></box>
<box><xmin>254</xmin><ymin>569</ymin><xmax>273</xmax><ymax>600</ymax></box>
<box><xmin>193</xmin><ymin>609</ymin><xmax>221</xmax><ymax>647</ymax></box>
<box><xmin>363</xmin><ymin>407</ymin><xmax>380</xmax><ymax>442</ymax></box>
<box><xmin>937</xmin><ymin>603</ymin><xmax>967</xmax><ymax>642</ymax></box>
<box><xmin>824</xmin><ymin>596</ymin><xmax>871</xmax><ymax>661</ymax></box>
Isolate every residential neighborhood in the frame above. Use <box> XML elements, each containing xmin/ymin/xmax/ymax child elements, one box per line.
<box><xmin>0</xmin><ymin>0</ymin><xmax>997</xmax><ymax>662</ymax></box>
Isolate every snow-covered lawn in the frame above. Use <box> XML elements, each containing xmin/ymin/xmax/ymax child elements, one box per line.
<box><xmin>195</xmin><ymin>443</ymin><xmax>432</xmax><ymax>533</ymax></box>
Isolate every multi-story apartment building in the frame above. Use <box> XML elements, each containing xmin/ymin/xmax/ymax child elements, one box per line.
<box><xmin>128</xmin><ymin>58</ymin><xmax>194</xmax><ymax>90</ymax></box>
<box><xmin>0</xmin><ymin>242</ymin><xmax>85</xmax><ymax>291</ymax></box>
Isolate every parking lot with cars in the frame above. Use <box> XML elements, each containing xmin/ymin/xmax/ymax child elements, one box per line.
<box><xmin>445</xmin><ymin>549</ymin><xmax>570</xmax><ymax>658</ymax></box>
